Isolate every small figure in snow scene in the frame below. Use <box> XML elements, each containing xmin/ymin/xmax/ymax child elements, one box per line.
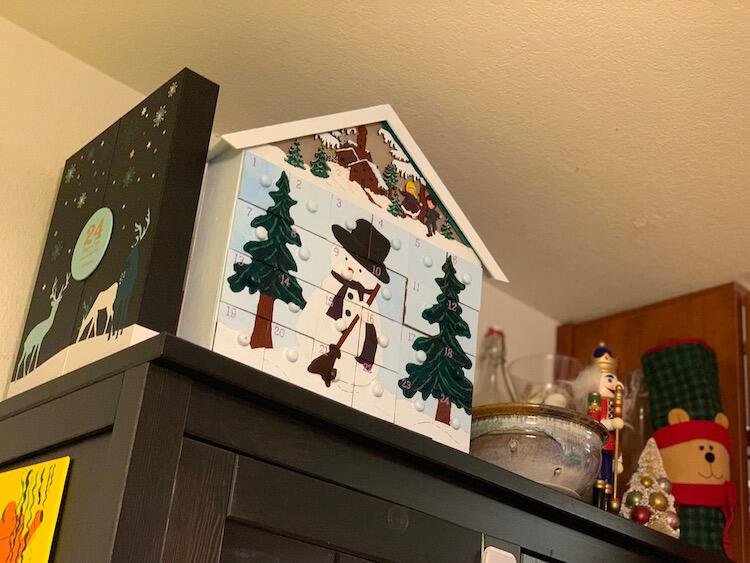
<box><xmin>424</xmin><ymin>197</ymin><xmax>441</xmax><ymax>237</ymax></box>
<box><xmin>306</xmin><ymin>219</ymin><xmax>391</xmax><ymax>386</ymax></box>
<box><xmin>571</xmin><ymin>343</ymin><xmax>625</xmax><ymax>512</ymax></box>
<box><xmin>400</xmin><ymin>180</ymin><xmax>421</xmax><ymax>216</ymax></box>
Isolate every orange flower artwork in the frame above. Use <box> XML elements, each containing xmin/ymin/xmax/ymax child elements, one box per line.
<box><xmin>0</xmin><ymin>458</ymin><xmax>70</xmax><ymax>562</ymax></box>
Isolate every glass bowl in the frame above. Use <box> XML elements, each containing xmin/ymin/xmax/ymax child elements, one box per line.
<box><xmin>506</xmin><ymin>354</ymin><xmax>584</xmax><ymax>407</ymax></box>
<box><xmin>470</xmin><ymin>403</ymin><xmax>608</xmax><ymax>498</ymax></box>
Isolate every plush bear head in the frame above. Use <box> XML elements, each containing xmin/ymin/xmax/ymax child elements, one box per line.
<box><xmin>657</xmin><ymin>408</ymin><xmax>731</xmax><ymax>485</ymax></box>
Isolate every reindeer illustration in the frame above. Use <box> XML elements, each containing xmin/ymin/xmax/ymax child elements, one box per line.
<box><xmin>14</xmin><ymin>273</ymin><xmax>71</xmax><ymax>380</ymax></box>
<box><xmin>77</xmin><ymin>281</ymin><xmax>119</xmax><ymax>341</ymax></box>
<box><xmin>110</xmin><ymin>209</ymin><xmax>150</xmax><ymax>339</ymax></box>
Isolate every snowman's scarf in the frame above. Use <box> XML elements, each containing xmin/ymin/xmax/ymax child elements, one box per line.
<box><xmin>327</xmin><ymin>271</ymin><xmax>374</xmax><ymax>320</ymax></box>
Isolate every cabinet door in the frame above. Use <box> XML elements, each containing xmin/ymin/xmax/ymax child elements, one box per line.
<box><xmin>225</xmin><ymin>454</ymin><xmax>482</xmax><ymax>563</ymax></box>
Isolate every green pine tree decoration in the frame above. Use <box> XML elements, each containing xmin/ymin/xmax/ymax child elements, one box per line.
<box><xmin>440</xmin><ymin>222</ymin><xmax>455</xmax><ymax>240</ymax></box>
<box><xmin>309</xmin><ymin>145</ymin><xmax>330</xmax><ymax>178</ymax></box>
<box><xmin>387</xmin><ymin>190</ymin><xmax>404</xmax><ymax>217</ymax></box>
<box><xmin>384</xmin><ymin>163</ymin><xmax>399</xmax><ymax>194</ymax></box>
<box><xmin>398</xmin><ymin>256</ymin><xmax>473</xmax><ymax>425</ymax></box>
<box><xmin>228</xmin><ymin>171</ymin><xmax>306</xmax><ymax>348</ymax></box>
<box><xmin>286</xmin><ymin>139</ymin><xmax>305</xmax><ymax>169</ymax></box>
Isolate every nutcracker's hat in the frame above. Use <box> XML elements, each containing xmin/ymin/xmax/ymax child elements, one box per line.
<box><xmin>332</xmin><ymin>219</ymin><xmax>390</xmax><ymax>284</ymax></box>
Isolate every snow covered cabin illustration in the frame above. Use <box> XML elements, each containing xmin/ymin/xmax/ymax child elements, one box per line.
<box><xmin>179</xmin><ymin>105</ymin><xmax>506</xmax><ymax>451</ymax></box>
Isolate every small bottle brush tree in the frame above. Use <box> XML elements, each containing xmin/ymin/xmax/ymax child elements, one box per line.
<box><xmin>227</xmin><ymin>171</ymin><xmax>306</xmax><ymax>348</ymax></box>
<box><xmin>383</xmin><ymin>163</ymin><xmax>399</xmax><ymax>197</ymax></box>
<box><xmin>309</xmin><ymin>145</ymin><xmax>330</xmax><ymax>178</ymax></box>
<box><xmin>620</xmin><ymin>438</ymin><xmax>680</xmax><ymax>538</ymax></box>
<box><xmin>286</xmin><ymin>139</ymin><xmax>305</xmax><ymax>169</ymax></box>
<box><xmin>399</xmin><ymin>256</ymin><xmax>473</xmax><ymax>424</ymax></box>
<box><xmin>387</xmin><ymin>190</ymin><xmax>404</xmax><ymax>217</ymax></box>
<box><xmin>440</xmin><ymin>222</ymin><xmax>455</xmax><ymax>240</ymax></box>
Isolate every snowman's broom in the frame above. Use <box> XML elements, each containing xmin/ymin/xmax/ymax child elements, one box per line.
<box><xmin>308</xmin><ymin>283</ymin><xmax>380</xmax><ymax>387</ymax></box>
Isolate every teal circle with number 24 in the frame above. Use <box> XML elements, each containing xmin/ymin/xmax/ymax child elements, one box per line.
<box><xmin>71</xmin><ymin>207</ymin><xmax>114</xmax><ymax>281</ymax></box>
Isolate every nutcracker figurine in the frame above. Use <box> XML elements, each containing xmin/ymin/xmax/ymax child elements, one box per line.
<box><xmin>574</xmin><ymin>343</ymin><xmax>625</xmax><ymax>511</ymax></box>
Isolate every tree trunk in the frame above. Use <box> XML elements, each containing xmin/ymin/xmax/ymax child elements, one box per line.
<box><xmin>251</xmin><ymin>293</ymin><xmax>274</xmax><ymax>348</ymax></box>
<box><xmin>435</xmin><ymin>399</ymin><xmax>452</xmax><ymax>425</ymax></box>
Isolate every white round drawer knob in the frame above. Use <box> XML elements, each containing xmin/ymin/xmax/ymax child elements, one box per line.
<box><xmin>371</xmin><ymin>382</ymin><xmax>384</xmax><ymax>397</ymax></box>
<box><xmin>298</xmin><ymin>247</ymin><xmax>311</xmax><ymax>261</ymax></box>
<box><xmin>306</xmin><ymin>200</ymin><xmax>318</xmax><ymax>213</ymax></box>
<box><xmin>255</xmin><ymin>226</ymin><xmax>268</xmax><ymax>241</ymax></box>
<box><xmin>391</xmin><ymin>238</ymin><xmax>401</xmax><ymax>250</ymax></box>
<box><xmin>378</xmin><ymin>335</ymin><xmax>389</xmax><ymax>348</ymax></box>
<box><xmin>286</xmin><ymin>349</ymin><xmax>299</xmax><ymax>363</ymax></box>
<box><xmin>423</xmin><ymin>256</ymin><xmax>433</xmax><ymax>267</ymax></box>
<box><xmin>260</xmin><ymin>174</ymin><xmax>272</xmax><ymax>187</ymax></box>
<box><xmin>288</xmin><ymin>302</ymin><xmax>300</xmax><ymax>313</ymax></box>
<box><xmin>237</xmin><ymin>333</ymin><xmax>250</xmax><ymax>347</ymax></box>
<box><xmin>415</xmin><ymin>350</ymin><xmax>427</xmax><ymax>364</ymax></box>
<box><xmin>414</xmin><ymin>398</ymin><xmax>425</xmax><ymax>412</ymax></box>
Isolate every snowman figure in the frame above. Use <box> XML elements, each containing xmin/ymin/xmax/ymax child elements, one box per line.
<box><xmin>303</xmin><ymin>219</ymin><xmax>391</xmax><ymax>386</ymax></box>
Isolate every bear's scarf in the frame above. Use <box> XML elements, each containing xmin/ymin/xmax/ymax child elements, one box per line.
<box><xmin>653</xmin><ymin>420</ymin><xmax>734</xmax><ymax>558</ymax></box>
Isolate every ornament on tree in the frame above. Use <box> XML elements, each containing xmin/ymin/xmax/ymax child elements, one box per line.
<box><xmin>619</xmin><ymin>438</ymin><xmax>679</xmax><ymax>539</ymax></box>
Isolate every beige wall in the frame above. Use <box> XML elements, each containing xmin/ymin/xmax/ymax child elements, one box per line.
<box><xmin>478</xmin><ymin>279</ymin><xmax>558</xmax><ymax>364</ymax></box>
<box><xmin>0</xmin><ymin>17</ymin><xmax>141</xmax><ymax>395</ymax></box>
<box><xmin>0</xmin><ymin>16</ymin><xmax>558</xmax><ymax>397</ymax></box>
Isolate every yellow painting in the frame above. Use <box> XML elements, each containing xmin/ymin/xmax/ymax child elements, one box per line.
<box><xmin>0</xmin><ymin>457</ymin><xmax>70</xmax><ymax>563</ymax></box>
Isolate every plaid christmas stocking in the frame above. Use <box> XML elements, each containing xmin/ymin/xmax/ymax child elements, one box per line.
<box><xmin>642</xmin><ymin>339</ymin><xmax>735</xmax><ymax>558</ymax></box>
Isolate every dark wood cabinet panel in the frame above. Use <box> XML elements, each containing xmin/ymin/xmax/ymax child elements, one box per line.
<box><xmin>221</xmin><ymin>522</ymin><xmax>339</xmax><ymax>563</ymax></box>
<box><xmin>229</xmin><ymin>455</ymin><xmax>481</xmax><ymax>563</ymax></box>
<box><xmin>162</xmin><ymin>438</ymin><xmax>236</xmax><ymax>562</ymax></box>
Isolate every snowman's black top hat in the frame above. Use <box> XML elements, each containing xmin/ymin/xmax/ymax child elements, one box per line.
<box><xmin>331</xmin><ymin>219</ymin><xmax>390</xmax><ymax>284</ymax></box>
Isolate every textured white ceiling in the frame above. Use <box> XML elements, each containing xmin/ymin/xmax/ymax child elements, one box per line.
<box><xmin>4</xmin><ymin>1</ymin><xmax>749</xmax><ymax>322</ymax></box>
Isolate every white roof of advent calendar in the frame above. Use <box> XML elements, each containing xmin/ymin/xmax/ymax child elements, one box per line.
<box><xmin>210</xmin><ymin>105</ymin><xmax>507</xmax><ymax>282</ymax></box>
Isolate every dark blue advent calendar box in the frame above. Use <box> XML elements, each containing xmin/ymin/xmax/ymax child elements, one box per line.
<box><xmin>8</xmin><ymin>68</ymin><xmax>218</xmax><ymax>398</ymax></box>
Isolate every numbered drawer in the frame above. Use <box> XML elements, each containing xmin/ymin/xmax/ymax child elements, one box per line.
<box><xmin>261</xmin><ymin>328</ymin><xmax>316</xmax><ymax>388</ymax></box>
<box><xmin>369</xmin><ymin>214</ymin><xmax>410</xmax><ymax>276</ymax></box>
<box><xmin>352</xmin><ymin>363</ymin><xmax>398</xmax><ymax>423</ymax></box>
<box><xmin>228</xmin><ymin>199</ymin><xmax>266</xmax><ymax>255</ymax></box>
<box><xmin>403</xmin><ymin>276</ymin><xmax>441</xmax><ymax>336</ymax></box>
<box><xmin>238</xmin><ymin>150</ymin><xmax>284</xmax><ymax>211</ymax></box>
<box><xmin>327</xmin><ymin>195</ymin><xmax>373</xmax><ymax>249</ymax></box>
<box><xmin>357</xmin><ymin>310</ymin><xmax>403</xmax><ymax>373</ymax></box>
<box><xmin>309</xmin><ymin>339</ymin><xmax>357</xmax><ymax>405</ymax></box>
<box><xmin>393</xmin><ymin>391</ymin><xmax>471</xmax><ymax>452</ymax></box>
<box><xmin>221</xmin><ymin>248</ymin><xmax>317</xmax><ymax>329</ymax></box>
<box><xmin>213</xmin><ymin>303</ymin><xmax>265</xmax><ymax>370</ymax></box>
<box><xmin>449</xmin><ymin>251</ymin><xmax>483</xmax><ymax>311</ymax></box>
<box><xmin>366</xmin><ymin>268</ymin><xmax>405</xmax><ymax>324</ymax></box>
<box><xmin>399</xmin><ymin>325</ymin><xmax>429</xmax><ymax>372</ymax></box>
<box><xmin>296</xmin><ymin>287</ymin><xmax>362</xmax><ymax>357</ymax></box>
<box><xmin>291</xmin><ymin>226</ymin><xmax>335</xmax><ymax>288</ymax></box>
<box><xmin>289</xmin><ymin>178</ymin><xmax>333</xmax><ymax>239</ymax></box>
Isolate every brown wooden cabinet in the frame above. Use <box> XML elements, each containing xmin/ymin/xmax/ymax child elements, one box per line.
<box><xmin>557</xmin><ymin>282</ymin><xmax>749</xmax><ymax>562</ymax></box>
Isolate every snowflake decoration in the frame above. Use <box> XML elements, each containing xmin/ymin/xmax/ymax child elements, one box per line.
<box><xmin>167</xmin><ymin>81</ymin><xmax>178</xmax><ymax>98</ymax></box>
<box><xmin>123</xmin><ymin>166</ymin><xmax>136</xmax><ymax>187</ymax></box>
<box><xmin>141</xmin><ymin>106</ymin><xmax>148</xmax><ymax>116</ymax></box>
<box><xmin>64</xmin><ymin>163</ymin><xmax>76</xmax><ymax>183</ymax></box>
<box><xmin>153</xmin><ymin>105</ymin><xmax>166</xmax><ymax>127</ymax></box>
<box><xmin>76</xmin><ymin>192</ymin><xmax>87</xmax><ymax>208</ymax></box>
<box><xmin>51</xmin><ymin>240</ymin><xmax>63</xmax><ymax>260</ymax></box>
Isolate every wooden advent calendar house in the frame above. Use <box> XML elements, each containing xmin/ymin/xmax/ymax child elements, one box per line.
<box><xmin>178</xmin><ymin>106</ymin><xmax>506</xmax><ymax>451</ymax></box>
